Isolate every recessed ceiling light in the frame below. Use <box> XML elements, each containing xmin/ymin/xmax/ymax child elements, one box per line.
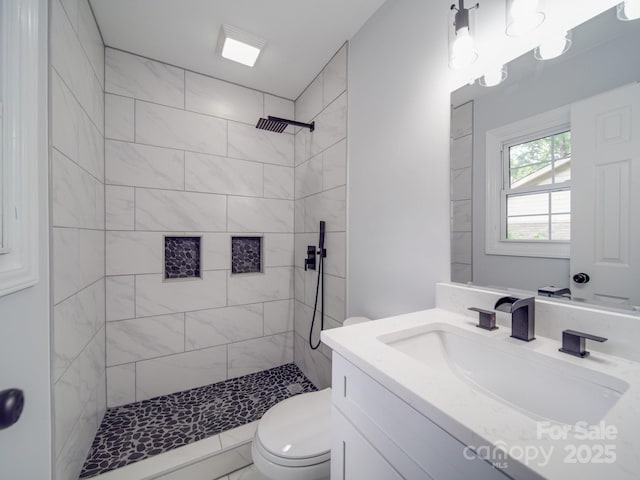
<box><xmin>218</xmin><ymin>24</ymin><xmax>266</xmax><ymax>67</ymax></box>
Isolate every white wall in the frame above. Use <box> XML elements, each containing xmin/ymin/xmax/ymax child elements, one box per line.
<box><xmin>50</xmin><ymin>0</ymin><xmax>106</xmax><ymax>478</ymax></box>
<box><xmin>0</xmin><ymin>3</ymin><xmax>50</xmax><ymax>478</ymax></box>
<box><xmin>103</xmin><ymin>48</ymin><xmax>296</xmax><ymax>406</ymax></box>
<box><xmin>348</xmin><ymin>0</ymin><xmax>451</xmax><ymax>318</ymax></box>
<box><xmin>293</xmin><ymin>44</ymin><xmax>348</xmax><ymax>389</ymax></box>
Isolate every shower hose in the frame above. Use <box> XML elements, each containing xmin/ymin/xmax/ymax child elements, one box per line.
<box><xmin>308</xmin><ymin>249</ymin><xmax>324</xmax><ymax>350</ymax></box>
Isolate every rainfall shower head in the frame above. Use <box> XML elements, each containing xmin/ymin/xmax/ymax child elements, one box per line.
<box><xmin>256</xmin><ymin>116</ymin><xmax>315</xmax><ymax>133</ymax></box>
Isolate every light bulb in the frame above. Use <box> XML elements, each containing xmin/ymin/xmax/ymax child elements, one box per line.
<box><xmin>618</xmin><ymin>0</ymin><xmax>640</xmax><ymax>20</ymax></box>
<box><xmin>483</xmin><ymin>68</ymin><xmax>503</xmax><ymax>87</ymax></box>
<box><xmin>535</xmin><ymin>31</ymin><xmax>572</xmax><ymax>60</ymax></box>
<box><xmin>506</xmin><ymin>0</ymin><xmax>545</xmax><ymax>36</ymax></box>
<box><xmin>451</xmin><ymin>27</ymin><xmax>478</xmax><ymax>69</ymax></box>
<box><xmin>510</xmin><ymin>0</ymin><xmax>537</xmax><ymax>18</ymax></box>
<box><xmin>480</xmin><ymin>65</ymin><xmax>507</xmax><ymax>87</ymax></box>
<box><xmin>537</xmin><ymin>32</ymin><xmax>570</xmax><ymax>60</ymax></box>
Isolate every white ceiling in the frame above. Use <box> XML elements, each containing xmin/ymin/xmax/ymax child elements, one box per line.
<box><xmin>89</xmin><ymin>0</ymin><xmax>387</xmax><ymax>100</ymax></box>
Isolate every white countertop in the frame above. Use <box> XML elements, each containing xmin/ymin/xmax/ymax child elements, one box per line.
<box><xmin>322</xmin><ymin>308</ymin><xmax>640</xmax><ymax>480</ymax></box>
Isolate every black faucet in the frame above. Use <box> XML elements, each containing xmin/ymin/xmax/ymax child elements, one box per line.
<box><xmin>494</xmin><ymin>296</ymin><xmax>535</xmax><ymax>342</ymax></box>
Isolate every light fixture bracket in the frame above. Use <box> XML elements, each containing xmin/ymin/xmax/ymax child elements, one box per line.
<box><xmin>451</xmin><ymin>1</ymin><xmax>479</xmax><ymax>34</ymax></box>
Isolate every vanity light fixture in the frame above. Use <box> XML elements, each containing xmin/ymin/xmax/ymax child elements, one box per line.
<box><xmin>505</xmin><ymin>0</ymin><xmax>545</xmax><ymax>37</ymax></box>
<box><xmin>617</xmin><ymin>0</ymin><xmax>640</xmax><ymax>20</ymax></box>
<box><xmin>449</xmin><ymin>0</ymin><xmax>480</xmax><ymax>70</ymax></box>
<box><xmin>534</xmin><ymin>31</ymin><xmax>572</xmax><ymax>60</ymax></box>
<box><xmin>479</xmin><ymin>64</ymin><xmax>508</xmax><ymax>87</ymax></box>
<box><xmin>218</xmin><ymin>24</ymin><xmax>266</xmax><ymax>67</ymax></box>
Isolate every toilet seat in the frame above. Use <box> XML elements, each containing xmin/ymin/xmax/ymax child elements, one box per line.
<box><xmin>255</xmin><ymin>388</ymin><xmax>332</xmax><ymax>465</ymax></box>
<box><xmin>253</xmin><ymin>433</ymin><xmax>330</xmax><ymax>467</ymax></box>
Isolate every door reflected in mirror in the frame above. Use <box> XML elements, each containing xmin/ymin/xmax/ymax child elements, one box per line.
<box><xmin>450</xmin><ymin>6</ymin><xmax>640</xmax><ymax>311</ymax></box>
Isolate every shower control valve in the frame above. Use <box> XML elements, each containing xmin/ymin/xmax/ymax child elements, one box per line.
<box><xmin>305</xmin><ymin>246</ymin><xmax>317</xmax><ymax>271</ymax></box>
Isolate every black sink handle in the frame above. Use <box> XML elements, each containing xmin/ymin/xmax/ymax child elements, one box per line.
<box><xmin>559</xmin><ymin>330</ymin><xmax>607</xmax><ymax>358</ymax></box>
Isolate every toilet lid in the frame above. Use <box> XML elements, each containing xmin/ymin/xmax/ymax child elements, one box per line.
<box><xmin>256</xmin><ymin>388</ymin><xmax>332</xmax><ymax>461</ymax></box>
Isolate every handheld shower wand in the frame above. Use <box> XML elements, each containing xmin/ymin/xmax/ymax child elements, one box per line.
<box><xmin>308</xmin><ymin>221</ymin><xmax>326</xmax><ymax>350</ymax></box>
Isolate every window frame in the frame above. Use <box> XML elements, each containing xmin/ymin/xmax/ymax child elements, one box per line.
<box><xmin>485</xmin><ymin>106</ymin><xmax>571</xmax><ymax>259</ymax></box>
<box><xmin>0</xmin><ymin>0</ymin><xmax>43</xmax><ymax>296</ymax></box>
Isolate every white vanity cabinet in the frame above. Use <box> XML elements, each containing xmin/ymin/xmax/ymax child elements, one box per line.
<box><xmin>330</xmin><ymin>353</ymin><xmax>509</xmax><ymax>480</ymax></box>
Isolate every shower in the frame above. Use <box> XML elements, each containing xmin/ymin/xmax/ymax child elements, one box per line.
<box><xmin>257</xmin><ymin>113</ymin><xmax>324</xmax><ymax>349</ymax></box>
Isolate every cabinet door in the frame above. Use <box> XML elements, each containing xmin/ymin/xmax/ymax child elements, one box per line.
<box><xmin>332</xmin><ymin>354</ymin><xmax>509</xmax><ymax>480</ymax></box>
<box><xmin>332</xmin><ymin>407</ymin><xmax>418</xmax><ymax>480</ymax></box>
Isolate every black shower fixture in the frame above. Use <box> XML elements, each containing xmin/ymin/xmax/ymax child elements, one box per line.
<box><xmin>256</xmin><ymin>116</ymin><xmax>315</xmax><ymax>133</ymax></box>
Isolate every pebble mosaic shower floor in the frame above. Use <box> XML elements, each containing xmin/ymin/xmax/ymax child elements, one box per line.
<box><xmin>79</xmin><ymin>363</ymin><xmax>317</xmax><ymax>478</ymax></box>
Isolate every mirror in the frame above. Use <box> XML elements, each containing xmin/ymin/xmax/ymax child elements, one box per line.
<box><xmin>450</xmin><ymin>6</ymin><xmax>640</xmax><ymax>311</ymax></box>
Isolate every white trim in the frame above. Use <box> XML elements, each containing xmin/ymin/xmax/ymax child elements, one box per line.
<box><xmin>0</xmin><ymin>0</ymin><xmax>43</xmax><ymax>296</ymax></box>
<box><xmin>485</xmin><ymin>106</ymin><xmax>571</xmax><ymax>259</ymax></box>
<box><xmin>0</xmin><ymin>100</ymin><xmax>9</xmax><ymax>254</ymax></box>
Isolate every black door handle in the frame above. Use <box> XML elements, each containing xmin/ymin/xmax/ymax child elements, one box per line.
<box><xmin>572</xmin><ymin>273</ymin><xmax>590</xmax><ymax>284</ymax></box>
<box><xmin>0</xmin><ymin>389</ymin><xmax>25</xmax><ymax>430</ymax></box>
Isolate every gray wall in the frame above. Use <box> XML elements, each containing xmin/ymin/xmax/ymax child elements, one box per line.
<box><xmin>348</xmin><ymin>0</ymin><xmax>451</xmax><ymax>318</ymax></box>
<box><xmin>293</xmin><ymin>44</ymin><xmax>348</xmax><ymax>389</ymax></box>
<box><xmin>0</xmin><ymin>2</ymin><xmax>50</xmax><ymax>478</ymax></box>
<box><xmin>103</xmin><ymin>48</ymin><xmax>296</xmax><ymax>406</ymax></box>
<box><xmin>50</xmin><ymin>0</ymin><xmax>106</xmax><ymax>478</ymax></box>
<box><xmin>464</xmin><ymin>25</ymin><xmax>640</xmax><ymax>292</ymax></box>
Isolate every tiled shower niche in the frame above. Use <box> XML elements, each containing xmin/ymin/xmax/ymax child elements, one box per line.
<box><xmin>232</xmin><ymin>236</ymin><xmax>262</xmax><ymax>274</ymax></box>
<box><xmin>164</xmin><ymin>236</ymin><xmax>202</xmax><ymax>279</ymax></box>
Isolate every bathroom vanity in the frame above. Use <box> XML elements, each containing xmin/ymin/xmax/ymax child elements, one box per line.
<box><xmin>322</xmin><ymin>284</ymin><xmax>640</xmax><ymax>480</ymax></box>
<box><xmin>329</xmin><ymin>352</ymin><xmax>508</xmax><ymax>480</ymax></box>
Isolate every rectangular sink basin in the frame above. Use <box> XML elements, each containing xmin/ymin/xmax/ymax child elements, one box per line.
<box><xmin>379</xmin><ymin>323</ymin><xmax>628</xmax><ymax>425</ymax></box>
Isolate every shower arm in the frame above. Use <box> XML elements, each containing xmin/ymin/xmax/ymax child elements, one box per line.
<box><xmin>266</xmin><ymin>116</ymin><xmax>315</xmax><ymax>132</ymax></box>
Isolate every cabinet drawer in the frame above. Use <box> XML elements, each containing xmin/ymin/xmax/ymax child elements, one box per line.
<box><xmin>332</xmin><ymin>353</ymin><xmax>509</xmax><ymax>480</ymax></box>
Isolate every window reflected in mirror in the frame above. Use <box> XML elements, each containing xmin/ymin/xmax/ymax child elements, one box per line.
<box><xmin>505</xmin><ymin>130</ymin><xmax>571</xmax><ymax>241</ymax></box>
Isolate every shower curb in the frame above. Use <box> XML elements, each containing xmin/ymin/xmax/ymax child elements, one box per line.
<box><xmin>89</xmin><ymin>421</ymin><xmax>258</xmax><ymax>480</ymax></box>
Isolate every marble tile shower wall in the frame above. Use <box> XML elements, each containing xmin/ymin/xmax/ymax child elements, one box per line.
<box><xmin>451</xmin><ymin>101</ymin><xmax>473</xmax><ymax>283</ymax></box>
<box><xmin>293</xmin><ymin>44</ymin><xmax>348</xmax><ymax>389</ymax></box>
<box><xmin>104</xmin><ymin>48</ymin><xmax>296</xmax><ymax>408</ymax></box>
<box><xmin>50</xmin><ymin>1</ymin><xmax>106</xmax><ymax>479</ymax></box>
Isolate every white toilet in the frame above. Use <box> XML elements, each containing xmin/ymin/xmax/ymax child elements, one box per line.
<box><xmin>251</xmin><ymin>317</ymin><xmax>371</xmax><ymax>480</ymax></box>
